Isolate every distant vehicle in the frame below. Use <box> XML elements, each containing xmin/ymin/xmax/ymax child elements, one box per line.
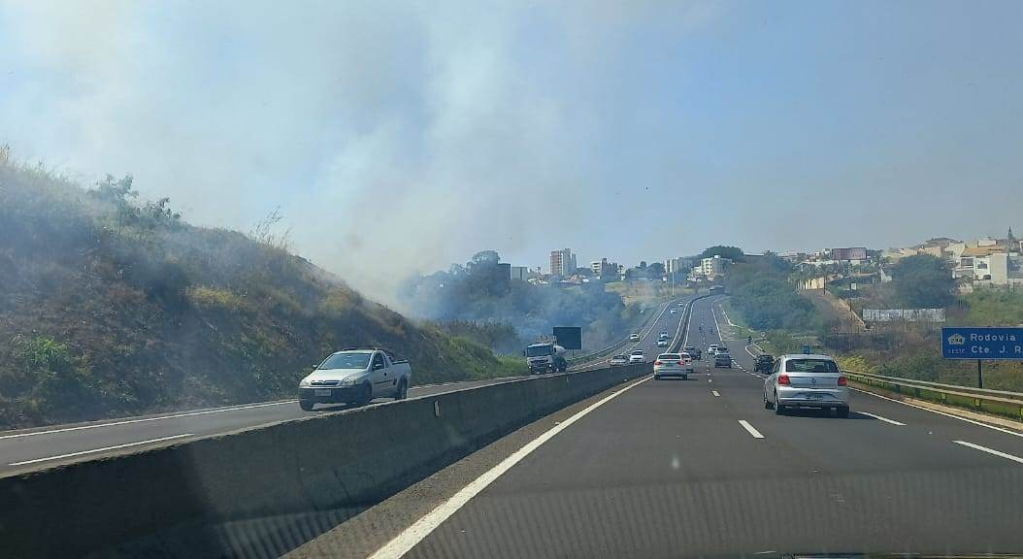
<box><xmin>678</xmin><ymin>352</ymin><xmax>696</xmax><ymax>374</ymax></box>
<box><xmin>654</xmin><ymin>353</ymin><xmax>692</xmax><ymax>380</ymax></box>
<box><xmin>659</xmin><ymin>331</ymin><xmax>670</xmax><ymax>340</ymax></box>
<box><xmin>763</xmin><ymin>354</ymin><xmax>849</xmax><ymax>417</ymax></box>
<box><xmin>657</xmin><ymin>339</ymin><xmax>668</xmax><ymax>347</ymax></box>
<box><xmin>629</xmin><ymin>333</ymin><xmax>641</xmax><ymax>342</ymax></box>
<box><xmin>714</xmin><ymin>352</ymin><xmax>732</xmax><ymax>368</ymax></box>
<box><xmin>709</xmin><ymin>285</ymin><xmax>724</xmax><ymax>294</ymax></box>
<box><xmin>629</xmin><ymin>350</ymin><xmax>646</xmax><ymax>364</ymax></box>
<box><xmin>610</xmin><ymin>354</ymin><xmax>629</xmax><ymax>367</ymax></box>
<box><xmin>714</xmin><ymin>346</ymin><xmax>729</xmax><ymax>356</ymax></box>
<box><xmin>684</xmin><ymin>346</ymin><xmax>702</xmax><ymax>360</ymax></box>
<box><xmin>525</xmin><ymin>341</ymin><xmax>568</xmax><ymax>374</ymax></box>
<box><xmin>299</xmin><ymin>349</ymin><xmax>411</xmax><ymax>410</ymax></box>
<box><xmin>670</xmin><ymin>308</ymin><xmax>676</xmax><ymax>314</ymax></box>
<box><xmin>708</xmin><ymin>344</ymin><xmax>719</xmax><ymax>355</ymax></box>
<box><xmin>754</xmin><ymin>354</ymin><xmax>775</xmax><ymax>373</ymax></box>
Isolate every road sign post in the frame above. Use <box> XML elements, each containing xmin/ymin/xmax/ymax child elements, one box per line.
<box><xmin>942</xmin><ymin>327</ymin><xmax>1023</xmax><ymax>360</ymax></box>
<box><xmin>942</xmin><ymin>327</ymin><xmax>1023</xmax><ymax>388</ymax></box>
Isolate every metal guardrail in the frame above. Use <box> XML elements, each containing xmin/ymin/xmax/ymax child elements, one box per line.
<box><xmin>844</xmin><ymin>370</ymin><xmax>1023</xmax><ymax>421</ymax></box>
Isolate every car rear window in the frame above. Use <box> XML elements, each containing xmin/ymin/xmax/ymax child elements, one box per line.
<box><xmin>657</xmin><ymin>354</ymin><xmax>681</xmax><ymax>360</ymax></box>
<box><xmin>785</xmin><ymin>359</ymin><xmax>839</xmax><ymax>373</ymax></box>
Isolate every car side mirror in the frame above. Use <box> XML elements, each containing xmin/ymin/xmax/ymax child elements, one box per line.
<box><xmin>373</xmin><ymin>363</ymin><xmax>385</xmax><ymax>371</ymax></box>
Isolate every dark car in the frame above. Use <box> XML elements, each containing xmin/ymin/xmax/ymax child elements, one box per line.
<box><xmin>684</xmin><ymin>346</ymin><xmax>702</xmax><ymax>360</ymax></box>
<box><xmin>714</xmin><ymin>351</ymin><xmax>732</xmax><ymax>368</ymax></box>
<box><xmin>753</xmin><ymin>354</ymin><xmax>775</xmax><ymax>373</ymax></box>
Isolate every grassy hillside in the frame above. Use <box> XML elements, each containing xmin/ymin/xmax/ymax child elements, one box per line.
<box><xmin>0</xmin><ymin>157</ymin><xmax>522</xmax><ymax>429</ymax></box>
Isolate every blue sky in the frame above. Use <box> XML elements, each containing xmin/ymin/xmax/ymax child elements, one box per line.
<box><xmin>1</xmin><ymin>0</ymin><xmax>1021</xmax><ymax>303</ymax></box>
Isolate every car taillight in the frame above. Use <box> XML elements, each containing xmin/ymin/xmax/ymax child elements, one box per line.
<box><xmin>654</xmin><ymin>360</ymin><xmax>662</xmax><ymax>366</ymax></box>
<box><xmin>838</xmin><ymin>376</ymin><xmax>847</xmax><ymax>386</ymax></box>
<box><xmin>778</xmin><ymin>374</ymin><xmax>790</xmax><ymax>385</ymax></box>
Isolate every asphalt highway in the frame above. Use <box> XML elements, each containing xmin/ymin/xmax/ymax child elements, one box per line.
<box><xmin>378</xmin><ymin>296</ymin><xmax>1023</xmax><ymax>558</ymax></box>
<box><xmin>0</xmin><ymin>296</ymin><xmax>694</xmax><ymax>476</ymax></box>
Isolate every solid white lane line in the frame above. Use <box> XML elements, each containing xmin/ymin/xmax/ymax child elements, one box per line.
<box><xmin>368</xmin><ymin>377</ymin><xmax>651</xmax><ymax>559</ymax></box>
<box><xmin>857</xmin><ymin>411</ymin><xmax>905</xmax><ymax>426</ymax></box>
<box><xmin>850</xmin><ymin>387</ymin><xmax>1023</xmax><ymax>439</ymax></box>
<box><xmin>712</xmin><ymin>390</ymin><xmax>720</xmax><ymax>397</ymax></box>
<box><xmin>0</xmin><ymin>402</ymin><xmax>294</xmax><ymax>440</ymax></box>
<box><xmin>738</xmin><ymin>420</ymin><xmax>764</xmax><ymax>439</ymax></box>
<box><xmin>953</xmin><ymin>440</ymin><xmax>1023</xmax><ymax>465</ymax></box>
<box><xmin>8</xmin><ymin>434</ymin><xmax>194</xmax><ymax>466</ymax></box>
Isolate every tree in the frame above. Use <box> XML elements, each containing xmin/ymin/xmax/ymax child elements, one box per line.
<box><xmin>891</xmin><ymin>254</ymin><xmax>955</xmax><ymax>308</ymax></box>
<box><xmin>699</xmin><ymin>245</ymin><xmax>745</xmax><ymax>262</ymax></box>
<box><xmin>646</xmin><ymin>262</ymin><xmax>665</xmax><ymax>280</ymax></box>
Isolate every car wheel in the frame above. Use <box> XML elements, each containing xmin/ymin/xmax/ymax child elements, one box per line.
<box><xmin>654</xmin><ymin>374</ymin><xmax>661</xmax><ymax>381</ymax></box>
<box><xmin>299</xmin><ymin>400</ymin><xmax>314</xmax><ymax>411</ymax></box>
<box><xmin>394</xmin><ymin>379</ymin><xmax>408</xmax><ymax>401</ymax></box>
<box><xmin>836</xmin><ymin>406</ymin><xmax>850</xmax><ymax>419</ymax></box>
<box><xmin>763</xmin><ymin>392</ymin><xmax>774</xmax><ymax>410</ymax></box>
<box><xmin>774</xmin><ymin>394</ymin><xmax>786</xmax><ymax>415</ymax></box>
<box><xmin>682</xmin><ymin>374</ymin><xmax>688</xmax><ymax>381</ymax></box>
<box><xmin>354</xmin><ymin>382</ymin><xmax>373</xmax><ymax>406</ymax></box>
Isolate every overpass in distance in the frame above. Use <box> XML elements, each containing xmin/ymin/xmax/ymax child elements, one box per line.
<box><xmin>3</xmin><ymin>295</ymin><xmax>1023</xmax><ymax>558</ymax></box>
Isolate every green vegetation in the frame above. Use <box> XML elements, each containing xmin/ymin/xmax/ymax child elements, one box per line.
<box><xmin>891</xmin><ymin>254</ymin><xmax>956</xmax><ymax>308</ymax></box>
<box><xmin>725</xmin><ymin>255</ymin><xmax>820</xmax><ymax>332</ymax></box>
<box><xmin>699</xmin><ymin>245</ymin><xmax>745</xmax><ymax>262</ymax></box>
<box><xmin>957</xmin><ymin>289</ymin><xmax>1023</xmax><ymax>326</ymax></box>
<box><xmin>0</xmin><ymin>158</ymin><xmax>524</xmax><ymax>429</ymax></box>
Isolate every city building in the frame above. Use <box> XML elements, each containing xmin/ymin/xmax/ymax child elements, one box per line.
<box><xmin>955</xmin><ymin>245</ymin><xmax>1023</xmax><ymax>287</ymax></box>
<box><xmin>549</xmin><ymin>248</ymin><xmax>576</xmax><ymax>277</ymax></box>
<box><xmin>695</xmin><ymin>255</ymin><xmax>731</xmax><ymax>279</ymax></box>
<box><xmin>590</xmin><ymin>257</ymin><xmax>620</xmax><ymax>279</ymax></box>
<box><xmin>664</xmin><ymin>257</ymin><xmax>693</xmax><ymax>275</ymax></box>
<box><xmin>510</xmin><ymin>266</ymin><xmax>529</xmax><ymax>282</ymax></box>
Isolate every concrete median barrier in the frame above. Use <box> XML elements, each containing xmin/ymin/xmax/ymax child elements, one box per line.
<box><xmin>0</xmin><ymin>363</ymin><xmax>651</xmax><ymax>558</ymax></box>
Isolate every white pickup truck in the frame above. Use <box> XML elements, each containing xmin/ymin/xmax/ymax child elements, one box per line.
<box><xmin>299</xmin><ymin>348</ymin><xmax>412</xmax><ymax>410</ymax></box>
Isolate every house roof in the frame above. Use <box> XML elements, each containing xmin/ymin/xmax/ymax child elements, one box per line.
<box><xmin>962</xmin><ymin>245</ymin><xmax>1007</xmax><ymax>257</ymax></box>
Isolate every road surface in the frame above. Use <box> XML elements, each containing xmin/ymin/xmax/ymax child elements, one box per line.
<box><xmin>0</xmin><ymin>296</ymin><xmax>694</xmax><ymax>476</ymax></box>
<box><xmin>377</xmin><ymin>296</ymin><xmax>1023</xmax><ymax>558</ymax></box>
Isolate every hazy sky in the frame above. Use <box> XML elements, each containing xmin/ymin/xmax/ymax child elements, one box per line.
<box><xmin>2</xmin><ymin>0</ymin><xmax>1021</xmax><ymax>303</ymax></box>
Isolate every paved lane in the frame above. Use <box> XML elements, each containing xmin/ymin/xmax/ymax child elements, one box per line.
<box><xmin>396</xmin><ymin>296</ymin><xmax>1023</xmax><ymax>558</ymax></box>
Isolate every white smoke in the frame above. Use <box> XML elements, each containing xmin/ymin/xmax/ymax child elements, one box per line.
<box><xmin>0</xmin><ymin>1</ymin><xmax>722</xmax><ymax>304</ymax></box>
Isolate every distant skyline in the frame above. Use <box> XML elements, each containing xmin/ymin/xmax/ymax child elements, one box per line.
<box><xmin>2</xmin><ymin>0</ymin><xmax>1021</xmax><ymax>304</ymax></box>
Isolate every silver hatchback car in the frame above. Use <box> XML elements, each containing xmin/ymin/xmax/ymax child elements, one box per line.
<box><xmin>763</xmin><ymin>354</ymin><xmax>850</xmax><ymax>417</ymax></box>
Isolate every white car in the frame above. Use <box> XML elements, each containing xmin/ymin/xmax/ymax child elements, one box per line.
<box><xmin>654</xmin><ymin>353</ymin><xmax>693</xmax><ymax>380</ymax></box>
<box><xmin>299</xmin><ymin>349</ymin><xmax>411</xmax><ymax>410</ymax></box>
<box><xmin>609</xmin><ymin>354</ymin><xmax>629</xmax><ymax>367</ymax></box>
<box><xmin>629</xmin><ymin>333</ymin><xmax>641</xmax><ymax>342</ymax></box>
<box><xmin>764</xmin><ymin>354</ymin><xmax>850</xmax><ymax>417</ymax></box>
<box><xmin>708</xmin><ymin>344</ymin><xmax>719</xmax><ymax>355</ymax></box>
<box><xmin>657</xmin><ymin>339</ymin><xmax>668</xmax><ymax>347</ymax></box>
<box><xmin>628</xmin><ymin>350</ymin><xmax>646</xmax><ymax>364</ymax></box>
